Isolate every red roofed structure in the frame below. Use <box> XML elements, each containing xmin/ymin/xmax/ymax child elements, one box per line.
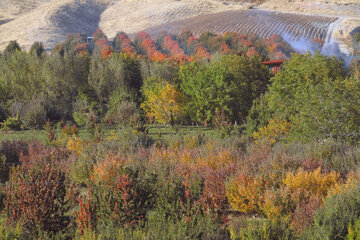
<box><xmin>262</xmin><ymin>59</ymin><xmax>283</xmax><ymax>74</ymax></box>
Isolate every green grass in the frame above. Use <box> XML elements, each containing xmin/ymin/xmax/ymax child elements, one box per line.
<box><xmin>0</xmin><ymin>125</ymin><xmax>217</xmax><ymax>144</ymax></box>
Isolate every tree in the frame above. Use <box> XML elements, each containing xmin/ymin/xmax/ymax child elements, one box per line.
<box><xmin>88</xmin><ymin>53</ymin><xmax>142</xmax><ymax>107</ymax></box>
<box><xmin>142</xmin><ymin>78</ymin><xmax>184</xmax><ymax>126</ymax></box>
<box><xmin>266</xmin><ymin>53</ymin><xmax>346</xmax><ymax>118</ymax></box>
<box><xmin>179</xmin><ymin>54</ymin><xmax>271</xmax><ymax>124</ymax></box>
<box><xmin>30</xmin><ymin>42</ymin><xmax>45</xmax><ymax>57</ymax></box>
<box><xmin>290</xmin><ymin>77</ymin><xmax>360</xmax><ymax>142</ymax></box>
<box><xmin>250</xmin><ymin>52</ymin><xmax>360</xmax><ymax>142</ymax></box>
<box><xmin>4</xmin><ymin>40</ymin><xmax>21</xmax><ymax>55</ymax></box>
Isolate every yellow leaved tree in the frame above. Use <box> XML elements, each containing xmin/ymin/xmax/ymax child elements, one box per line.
<box><xmin>142</xmin><ymin>80</ymin><xmax>184</xmax><ymax>126</ymax></box>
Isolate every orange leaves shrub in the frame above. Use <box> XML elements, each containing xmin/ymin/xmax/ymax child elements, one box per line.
<box><xmin>201</xmin><ymin>169</ymin><xmax>229</xmax><ymax>219</ymax></box>
<box><xmin>92</xmin><ymin>153</ymin><xmax>125</xmax><ymax>185</ymax></box>
<box><xmin>5</xmin><ymin>163</ymin><xmax>68</xmax><ymax>234</ymax></box>
<box><xmin>91</xmin><ymin>170</ymin><xmax>155</xmax><ymax>227</ymax></box>
<box><xmin>246</xmin><ymin>47</ymin><xmax>259</xmax><ymax>58</ymax></box>
<box><xmin>67</xmin><ymin>136</ymin><xmax>83</xmax><ymax>156</ymax></box>
<box><xmin>19</xmin><ymin>141</ymin><xmax>70</xmax><ymax>171</ymax></box>
<box><xmin>252</xmin><ymin>118</ymin><xmax>291</xmax><ymax>144</ymax></box>
<box><xmin>291</xmin><ymin>196</ymin><xmax>322</xmax><ymax>234</ymax></box>
<box><xmin>74</xmin><ymin>197</ymin><xmax>96</xmax><ymax>235</ymax></box>
<box><xmin>226</xmin><ymin>172</ymin><xmax>267</xmax><ymax>214</ymax></box>
<box><xmin>283</xmin><ymin>168</ymin><xmax>340</xmax><ymax>199</ymax></box>
<box><xmin>261</xmin><ymin>167</ymin><xmax>340</xmax><ymax>233</ymax></box>
<box><xmin>261</xmin><ymin>187</ymin><xmax>294</xmax><ymax>221</ymax></box>
<box><xmin>62</xmin><ymin>124</ymin><xmax>79</xmax><ymax>137</ymax></box>
<box><xmin>194</xmin><ymin>46</ymin><xmax>210</xmax><ymax>61</ymax></box>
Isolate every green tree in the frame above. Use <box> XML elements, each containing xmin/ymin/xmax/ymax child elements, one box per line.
<box><xmin>42</xmin><ymin>51</ymin><xmax>90</xmax><ymax>120</ymax></box>
<box><xmin>260</xmin><ymin>53</ymin><xmax>359</xmax><ymax>142</ymax></box>
<box><xmin>30</xmin><ymin>42</ymin><xmax>45</xmax><ymax>57</ymax></box>
<box><xmin>266</xmin><ymin>53</ymin><xmax>346</xmax><ymax>119</ymax></box>
<box><xmin>88</xmin><ymin>53</ymin><xmax>142</xmax><ymax>108</ymax></box>
<box><xmin>179</xmin><ymin>54</ymin><xmax>271</xmax><ymax>124</ymax></box>
<box><xmin>4</xmin><ymin>41</ymin><xmax>21</xmax><ymax>55</ymax></box>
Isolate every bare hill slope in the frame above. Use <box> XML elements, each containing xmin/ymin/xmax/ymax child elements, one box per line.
<box><xmin>0</xmin><ymin>0</ymin><xmax>358</xmax><ymax>53</ymax></box>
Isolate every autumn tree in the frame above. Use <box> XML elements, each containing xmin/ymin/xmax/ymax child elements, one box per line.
<box><xmin>141</xmin><ymin>77</ymin><xmax>184</xmax><ymax>126</ymax></box>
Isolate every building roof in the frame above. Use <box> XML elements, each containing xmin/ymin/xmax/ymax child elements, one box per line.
<box><xmin>262</xmin><ymin>59</ymin><xmax>283</xmax><ymax>65</ymax></box>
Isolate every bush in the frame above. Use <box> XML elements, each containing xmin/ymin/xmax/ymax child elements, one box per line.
<box><xmin>347</xmin><ymin>218</ymin><xmax>360</xmax><ymax>240</ymax></box>
<box><xmin>105</xmin><ymin>100</ymin><xmax>138</xmax><ymax>126</ymax></box>
<box><xmin>226</xmin><ymin>172</ymin><xmax>266</xmax><ymax>214</ymax></box>
<box><xmin>252</xmin><ymin>118</ymin><xmax>291</xmax><ymax>144</ymax></box>
<box><xmin>144</xmin><ymin>204</ymin><xmax>226</xmax><ymax>240</ymax></box>
<box><xmin>0</xmin><ymin>218</ymin><xmax>24</xmax><ymax>240</ymax></box>
<box><xmin>0</xmin><ymin>140</ymin><xmax>29</xmax><ymax>183</ymax></box>
<box><xmin>0</xmin><ymin>114</ymin><xmax>21</xmax><ymax>132</ymax></box>
<box><xmin>70</xmin><ymin>155</ymin><xmax>96</xmax><ymax>185</ymax></box>
<box><xmin>91</xmin><ymin>167</ymin><xmax>156</xmax><ymax>228</ymax></box>
<box><xmin>5</xmin><ymin>163</ymin><xmax>68</xmax><ymax>234</ymax></box>
<box><xmin>261</xmin><ymin>168</ymin><xmax>339</xmax><ymax>225</ymax></box>
<box><xmin>312</xmin><ymin>182</ymin><xmax>360</xmax><ymax>240</ymax></box>
<box><xmin>230</xmin><ymin>218</ymin><xmax>294</xmax><ymax>240</ymax></box>
<box><xmin>201</xmin><ymin>169</ymin><xmax>229</xmax><ymax>220</ymax></box>
<box><xmin>283</xmin><ymin>168</ymin><xmax>339</xmax><ymax>199</ymax></box>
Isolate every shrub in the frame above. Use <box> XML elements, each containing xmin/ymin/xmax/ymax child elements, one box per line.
<box><xmin>0</xmin><ymin>140</ymin><xmax>28</xmax><ymax>164</ymax></box>
<box><xmin>67</xmin><ymin>136</ymin><xmax>84</xmax><ymax>156</ymax></box>
<box><xmin>144</xmin><ymin>206</ymin><xmax>226</xmax><ymax>240</ymax></box>
<box><xmin>92</xmin><ymin>153</ymin><xmax>125</xmax><ymax>185</ymax></box>
<box><xmin>0</xmin><ymin>219</ymin><xmax>24</xmax><ymax>240</ymax></box>
<box><xmin>70</xmin><ymin>155</ymin><xmax>96</xmax><ymax>186</ymax></box>
<box><xmin>44</xmin><ymin>121</ymin><xmax>57</xmax><ymax>145</ymax></box>
<box><xmin>230</xmin><ymin>218</ymin><xmax>294</xmax><ymax>240</ymax></box>
<box><xmin>226</xmin><ymin>172</ymin><xmax>266</xmax><ymax>214</ymax></box>
<box><xmin>291</xmin><ymin>196</ymin><xmax>322</xmax><ymax>234</ymax></box>
<box><xmin>92</xmin><ymin>168</ymin><xmax>156</xmax><ymax>227</ymax></box>
<box><xmin>252</xmin><ymin>118</ymin><xmax>291</xmax><ymax>144</ymax></box>
<box><xmin>312</xmin><ymin>182</ymin><xmax>360</xmax><ymax>240</ymax></box>
<box><xmin>261</xmin><ymin>168</ymin><xmax>339</xmax><ymax>224</ymax></box>
<box><xmin>19</xmin><ymin>141</ymin><xmax>70</xmax><ymax>171</ymax></box>
<box><xmin>0</xmin><ymin>114</ymin><xmax>21</xmax><ymax>132</ymax></box>
<box><xmin>74</xmin><ymin>197</ymin><xmax>96</xmax><ymax>235</ymax></box>
<box><xmin>5</xmin><ymin>163</ymin><xmax>68</xmax><ymax>234</ymax></box>
<box><xmin>201</xmin><ymin>169</ymin><xmax>229</xmax><ymax>220</ymax></box>
<box><xmin>87</xmin><ymin>122</ymin><xmax>105</xmax><ymax>143</ymax></box>
<box><xmin>261</xmin><ymin>187</ymin><xmax>295</xmax><ymax>222</ymax></box>
<box><xmin>347</xmin><ymin>218</ymin><xmax>360</xmax><ymax>240</ymax></box>
<box><xmin>283</xmin><ymin>168</ymin><xmax>340</xmax><ymax>199</ymax></box>
<box><xmin>105</xmin><ymin>100</ymin><xmax>138</xmax><ymax>126</ymax></box>
<box><xmin>0</xmin><ymin>140</ymin><xmax>29</xmax><ymax>183</ymax></box>
<box><xmin>62</xmin><ymin>124</ymin><xmax>79</xmax><ymax>137</ymax></box>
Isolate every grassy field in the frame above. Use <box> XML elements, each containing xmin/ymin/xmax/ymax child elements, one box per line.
<box><xmin>0</xmin><ymin>124</ymin><xmax>218</xmax><ymax>143</ymax></box>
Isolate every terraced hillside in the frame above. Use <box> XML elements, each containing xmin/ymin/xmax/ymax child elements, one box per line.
<box><xmin>0</xmin><ymin>0</ymin><xmax>358</xmax><ymax>53</ymax></box>
<box><xmin>99</xmin><ymin>0</ymin><xmax>248</xmax><ymax>40</ymax></box>
<box><xmin>139</xmin><ymin>10</ymin><xmax>338</xmax><ymax>43</ymax></box>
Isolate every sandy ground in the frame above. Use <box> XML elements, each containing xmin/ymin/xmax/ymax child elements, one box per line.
<box><xmin>0</xmin><ymin>0</ymin><xmax>358</xmax><ymax>52</ymax></box>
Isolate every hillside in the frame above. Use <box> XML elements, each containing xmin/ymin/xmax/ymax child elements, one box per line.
<box><xmin>0</xmin><ymin>0</ymin><xmax>359</xmax><ymax>53</ymax></box>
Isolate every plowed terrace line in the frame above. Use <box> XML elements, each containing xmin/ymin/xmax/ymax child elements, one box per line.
<box><xmin>139</xmin><ymin>10</ymin><xmax>337</xmax><ymax>42</ymax></box>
